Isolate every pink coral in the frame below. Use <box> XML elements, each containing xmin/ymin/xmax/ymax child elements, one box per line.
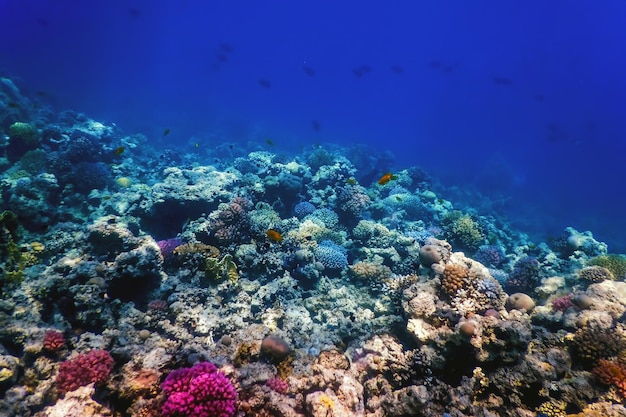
<box><xmin>551</xmin><ymin>294</ymin><xmax>574</xmax><ymax>312</ymax></box>
<box><xmin>265</xmin><ymin>377</ymin><xmax>289</xmax><ymax>394</ymax></box>
<box><xmin>162</xmin><ymin>362</ymin><xmax>238</xmax><ymax>417</ymax></box>
<box><xmin>56</xmin><ymin>349</ymin><xmax>114</xmax><ymax>395</ymax></box>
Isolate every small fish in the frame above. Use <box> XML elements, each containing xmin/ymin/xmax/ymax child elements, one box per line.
<box><xmin>195</xmin><ymin>142</ymin><xmax>199</xmax><ymax>148</ymax></box>
<box><xmin>352</xmin><ymin>68</ymin><xmax>364</xmax><ymax>78</ymax></box>
<box><xmin>492</xmin><ymin>76</ymin><xmax>513</xmax><ymax>86</ymax></box>
<box><xmin>128</xmin><ymin>8</ymin><xmax>141</xmax><ymax>18</ymax></box>
<box><xmin>377</xmin><ymin>172</ymin><xmax>397</xmax><ymax>185</ymax></box>
<box><xmin>391</xmin><ymin>65</ymin><xmax>403</xmax><ymax>74</ymax></box>
<box><xmin>7</xmin><ymin>102</ymin><xmax>19</xmax><ymax>108</ymax></box>
<box><xmin>216</xmin><ymin>53</ymin><xmax>228</xmax><ymax>63</ymax></box>
<box><xmin>312</xmin><ymin>120</ymin><xmax>321</xmax><ymax>132</ymax></box>
<box><xmin>428</xmin><ymin>60</ymin><xmax>442</xmax><ymax>69</ymax></box>
<box><xmin>265</xmin><ymin>138</ymin><xmax>274</xmax><ymax>146</ymax></box>
<box><xmin>113</xmin><ymin>146</ymin><xmax>125</xmax><ymax>156</ymax></box>
<box><xmin>266</xmin><ymin>229</ymin><xmax>283</xmax><ymax>242</ymax></box>
<box><xmin>219</xmin><ymin>42</ymin><xmax>234</xmax><ymax>54</ymax></box>
<box><xmin>346</xmin><ymin>178</ymin><xmax>357</xmax><ymax>185</ymax></box>
<box><xmin>302</xmin><ymin>65</ymin><xmax>316</xmax><ymax>77</ymax></box>
<box><xmin>163</xmin><ymin>128</ymin><xmax>171</xmax><ymax>137</ymax></box>
<box><xmin>258</xmin><ymin>78</ymin><xmax>271</xmax><ymax>88</ymax></box>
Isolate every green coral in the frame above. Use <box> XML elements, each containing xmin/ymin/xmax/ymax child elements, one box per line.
<box><xmin>8</xmin><ymin>122</ymin><xmax>38</xmax><ymax>146</ymax></box>
<box><xmin>0</xmin><ymin>210</ymin><xmax>40</xmax><ymax>291</ymax></box>
<box><xmin>204</xmin><ymin>254</ymin><xmax>239</xmax><ymax>284</ymax></box>
<box><xmin>588</xmin><ymin>254</ymin><xmax>626</xmax><ymax>279</ymax></box>
<box><xmin>441</xmin><ymin>210</ymin><xmax>485</xmax><ymax>251</ymax></box>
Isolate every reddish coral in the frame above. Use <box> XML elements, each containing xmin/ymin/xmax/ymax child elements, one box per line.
<box><xmin>147</xmin><ymin>299</ymin><xmax>169</xmax><ymax>311</ymax></box>
<box><xmin>43</xmin><ymin>330</ymin><xmax>65</xmax><ymax>352</ymax></box>
<box><xmin>593</xmin><ymin>359</ymin><xmax>626</xmax><ymax>397</ymax></box>
<box><xmin>56</xmin><ymin>349</ymin><xmax>114</xmax><ymax>395</ymax></box>
<box><xmin>551</xmin><ymin>294</ymin><xmax>574</xmax><ymax>312</ymax></box>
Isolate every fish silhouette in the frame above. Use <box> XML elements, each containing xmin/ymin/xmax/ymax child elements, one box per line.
<box><xmin>258</xmin><ymin>79</ymin><xmax>271</xmax><ymax>88</ymax></box>
<box><xmin>303</xmin><ymin>65</ymin><xmax>316</xmax><ymax>77</ymax></box>
<box><xmin>492</xmin><ymin>76</ymin><xmax>513</xmax><ymax>86</ymax></box>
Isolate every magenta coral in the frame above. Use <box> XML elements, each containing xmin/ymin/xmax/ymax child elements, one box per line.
<box><xmin>56</xmin><ymin>349</ymin><xmax>114</xmax><ymax>395</ymax></box>
<box><xmin>162</xmin><ymin>362</ymin><xmax>238</xmax><ymax>417</ymax></box>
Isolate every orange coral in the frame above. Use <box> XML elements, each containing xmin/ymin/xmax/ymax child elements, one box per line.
<box><xmin>441</xmin><ymin>263</ymin><xmax>470</xmax><ymax>296</ymax></box>
<box><xmin>593</xmin><ymin>359</ymin><xmax>626</xmax><ymax>397</ymax></box>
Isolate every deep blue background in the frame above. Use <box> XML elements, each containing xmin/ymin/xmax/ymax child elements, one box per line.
<box><xmin>1</xmin><ymin>0</ymin><xmax>625</xmax><ymax>251</ymax></box>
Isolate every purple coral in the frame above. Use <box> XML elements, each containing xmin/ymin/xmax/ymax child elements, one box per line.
<box><xmin>473</xmin><ymin>245</ymin><xmax>506</xmax><ymax>268</ymax></box>
<box><xmin>505</xmin><ymin>256</ymin><xmax>541</xmax><ymax>292</ymax></box>
<box><xmin>157</xmin><ymin>237</ymin><xmax>183</xmax><ymax>261</ymax></box>
<box><xmin>162</xmin><ymin>362</ymin><xmax>237</xmax><ymax>417</ymax></box>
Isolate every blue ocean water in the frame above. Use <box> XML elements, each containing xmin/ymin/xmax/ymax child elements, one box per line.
<box><xmin>1</xmin><ymin>0</ymin><xmax>624</xmax><ymax>251</ymax></box>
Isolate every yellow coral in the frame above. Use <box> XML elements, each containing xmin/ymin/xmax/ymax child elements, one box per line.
<box><xmin>536</xmin><ymin>400</ymin><xmax>566</xmax><ymax>417</ymax></box>
<box><xmin>116</xmin><ymin>177</ymin><xmax>132</xmax><ymax>187</ymax></box>
<box><xmin>173</xmin><ymin>243</ymin><xmax>220</xmax><ymax>258</ymax></box>
<box><xmin>319</xmin><ymin>394</ymin><xmax>335</xmax><ymax>409</ymax></box>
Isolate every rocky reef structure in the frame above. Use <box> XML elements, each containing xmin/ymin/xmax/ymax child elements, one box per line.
<box><xmin>0</xmin><ymin>78</ymin><xmax>624</xmax><ymax>417</ymax></box>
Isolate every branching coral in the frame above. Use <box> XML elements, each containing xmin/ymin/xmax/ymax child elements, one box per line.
<box><xmin>593</xmin><ymin>359</ymin><xmax>626</xmax><ymax>397</ymax></box>
<box><xmin>56</xmin><ymin>350</ymin><xmax>114</xmax><ymax>395</ymax></box>
<box><xmin>441</xmin><ymin>211</ymin><xmax>485</xmax><ymax>251</ymax></box>
<box><xmin>161</xmin><ymin>362</ymin><xmax>237</xmax><ymax>417</ymax></box>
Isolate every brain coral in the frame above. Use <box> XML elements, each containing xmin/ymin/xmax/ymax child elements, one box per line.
<box><xmin>579</xmin><ymin>266</ymin><xmax>614</xmax><ymax>283</ymax></box>
<box><xmin>349</xmin><ymin>262</ymin><xmax>393</xmax><ymax>283</ymax></box>
<box><xmin>588</xmin><ymin>254</ymin><xmax>626</xmax><ymax>279</ymax></box>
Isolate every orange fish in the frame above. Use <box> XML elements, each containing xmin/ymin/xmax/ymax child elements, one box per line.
<box><xmin>113</xmin><ymin>146</ymin><xmax>125</xmax><ymax>155</ymax></box>
<box><xmin>377</xmin><ymin>172</ymin><xmax>397</xmax><ymax>185</ymax></box>
<box><xmin>266</xmin><ymin>229</ymin><xmax>283</xmax><ymax>242</ymax></box>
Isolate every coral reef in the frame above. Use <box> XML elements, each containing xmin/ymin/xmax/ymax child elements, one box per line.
<box><xmin>0</xmin><ymin>79</ymin><xmax>624</xmax><ymax>417</ymax></box>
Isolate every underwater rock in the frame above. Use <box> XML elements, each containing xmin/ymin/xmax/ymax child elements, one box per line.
<box><xmin>36</xmin><ymin>384</ymin><xmax>113</xmax><ymax>417</ymax></box>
